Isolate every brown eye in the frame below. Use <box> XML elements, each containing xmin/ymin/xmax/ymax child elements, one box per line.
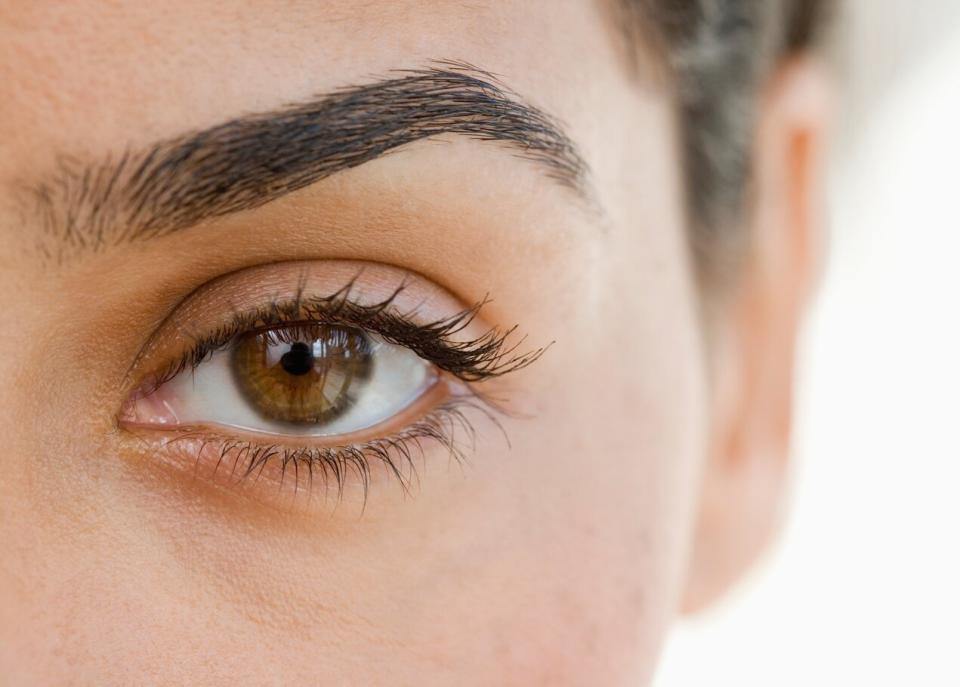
<box><xmin>231</xmin><ymin>325</ymin><xmax>374</xmax><ymax>424</ymax></box>
<box><xmin>131</xmin><ymin>320</ymin><xmax>435</xmax><ymax>437</ymax></box>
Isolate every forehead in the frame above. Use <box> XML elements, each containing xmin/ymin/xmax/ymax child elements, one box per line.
<box><xmin>0</xmin><ymin>1</ymin><xmax>628</xmax><ymax>165</ymax></box>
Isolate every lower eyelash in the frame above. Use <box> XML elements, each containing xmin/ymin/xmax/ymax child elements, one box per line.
<box><xmin>137</xmin><ymin>395</ymin><xmax>503</xmax><ymax>507</ymax></box>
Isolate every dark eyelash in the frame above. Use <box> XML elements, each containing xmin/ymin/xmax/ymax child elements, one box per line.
<box><xmin>146</xmin><ymin>396</ymin><xmax>505</xmax><ymax>509</ymax></box>
<box><xmin>147</xmin><ymin>277</ymin><xmax>547</xmax><ymax>392</ymax></box>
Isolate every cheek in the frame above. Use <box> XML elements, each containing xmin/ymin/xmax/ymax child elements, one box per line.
<box><xmin>360</xmin><ymin>228</ymin><xmax>710</xmax><ymax>681</ymax></box>
<box><xmin>477</xmin><ymin>207</ymin><xmax>710</xmax><ymax>680</ymax></box>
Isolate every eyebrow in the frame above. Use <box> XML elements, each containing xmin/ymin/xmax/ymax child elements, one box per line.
<box><xmin>20</xmin><ymin>63</ymin><xmax>591</xmax><ymax>260</ymax></box>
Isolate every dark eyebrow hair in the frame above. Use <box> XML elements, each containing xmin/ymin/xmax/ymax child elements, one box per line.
<box><xmin>20</xmin><ymin>62</ymin><xmax>591</xmax><ymax>261</ymax></box>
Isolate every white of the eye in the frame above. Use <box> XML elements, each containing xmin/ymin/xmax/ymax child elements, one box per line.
<box><xmin>162</xmin><ymin>333</ymin><xmax>432</xmax><ymax>436</ymax></box>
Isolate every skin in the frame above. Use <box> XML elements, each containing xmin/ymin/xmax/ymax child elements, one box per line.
<box><xmin>0</xmin><ymin>1</ymin><xmax>830</xmax><ymax>685</ymax></box>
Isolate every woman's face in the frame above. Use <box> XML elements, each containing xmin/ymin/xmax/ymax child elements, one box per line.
<box><xmin>0</xmin><ymin>1</ymin><xmax>817</xmax><ymax>684</ymax></box>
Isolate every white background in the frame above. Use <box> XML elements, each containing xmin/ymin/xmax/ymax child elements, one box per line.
<box><xmin>657</xmin><ymin>2</ymin><xmax>960</xmax><ymax>684</ymax></box>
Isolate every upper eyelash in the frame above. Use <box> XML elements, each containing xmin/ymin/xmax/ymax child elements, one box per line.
<box><xmin>144</xmin><ymin>277</ymin><xmax>548</xmax><ymax>393</ymax></box>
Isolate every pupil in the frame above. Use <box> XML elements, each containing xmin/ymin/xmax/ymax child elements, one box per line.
<box><xmin>280</xmin><ymin>341</ymin><xmax>314</xmax><ymax>376</ymax></box>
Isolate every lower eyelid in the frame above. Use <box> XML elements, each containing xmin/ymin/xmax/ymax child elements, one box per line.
<box><xmin>117</xmin><ymin>380</ymin><xmax>493</xmax><ymax>511</ymax></box>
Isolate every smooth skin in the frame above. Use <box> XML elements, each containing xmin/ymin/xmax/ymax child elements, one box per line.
<box><xmin>0</xmin><ymin>1</ymin><xmax>830</xmax><ymax>685</ymax></box>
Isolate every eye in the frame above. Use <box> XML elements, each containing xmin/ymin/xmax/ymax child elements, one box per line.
<box><xmin>117</xmin><ymin>264</ymin><xmax>548</xmax><ymax>508</ymax></box>
<box><xmin>126</xmin><ymin>323</ymin><xmax>436</xmax><ymax>438</ymax></box>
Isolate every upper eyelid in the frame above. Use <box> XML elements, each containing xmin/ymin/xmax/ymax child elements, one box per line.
<box><xmin>124</xmin><ymin>274</ymin><xmax>412</xmax><ymax>383</ymax></box>
<box><xmin>127</xmin><ymin>265</ymin><xmax>437</xmax><ymax>374</ymax></box>
<box><xmin>131</xmin><ymin>287</ymin><xmax>546</xmax><ymax>399</ymax></box>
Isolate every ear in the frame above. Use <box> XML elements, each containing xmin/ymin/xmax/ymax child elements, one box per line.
<box><xmin>682</xmin><ymin>57</ymin><xmax>833</xmax><ymax>613</ymax></box>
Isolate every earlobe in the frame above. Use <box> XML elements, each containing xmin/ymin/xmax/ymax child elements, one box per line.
<box><xmin>681</xmin><ymin>56</ymin><xmax>833</xmax><ymax>614</ymax></box>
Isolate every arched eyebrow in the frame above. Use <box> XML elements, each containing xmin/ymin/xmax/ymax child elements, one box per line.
<box><xmin>19</xmin><ymin>63</ymin><xmax>593</xmax><ymax>262</ymax></box>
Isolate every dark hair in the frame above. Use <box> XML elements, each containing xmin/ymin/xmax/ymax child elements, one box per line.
<box><xmin>619</xmin><ymin>0</ymin><xmax>831</xmax><ymax>284</ymax></box>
